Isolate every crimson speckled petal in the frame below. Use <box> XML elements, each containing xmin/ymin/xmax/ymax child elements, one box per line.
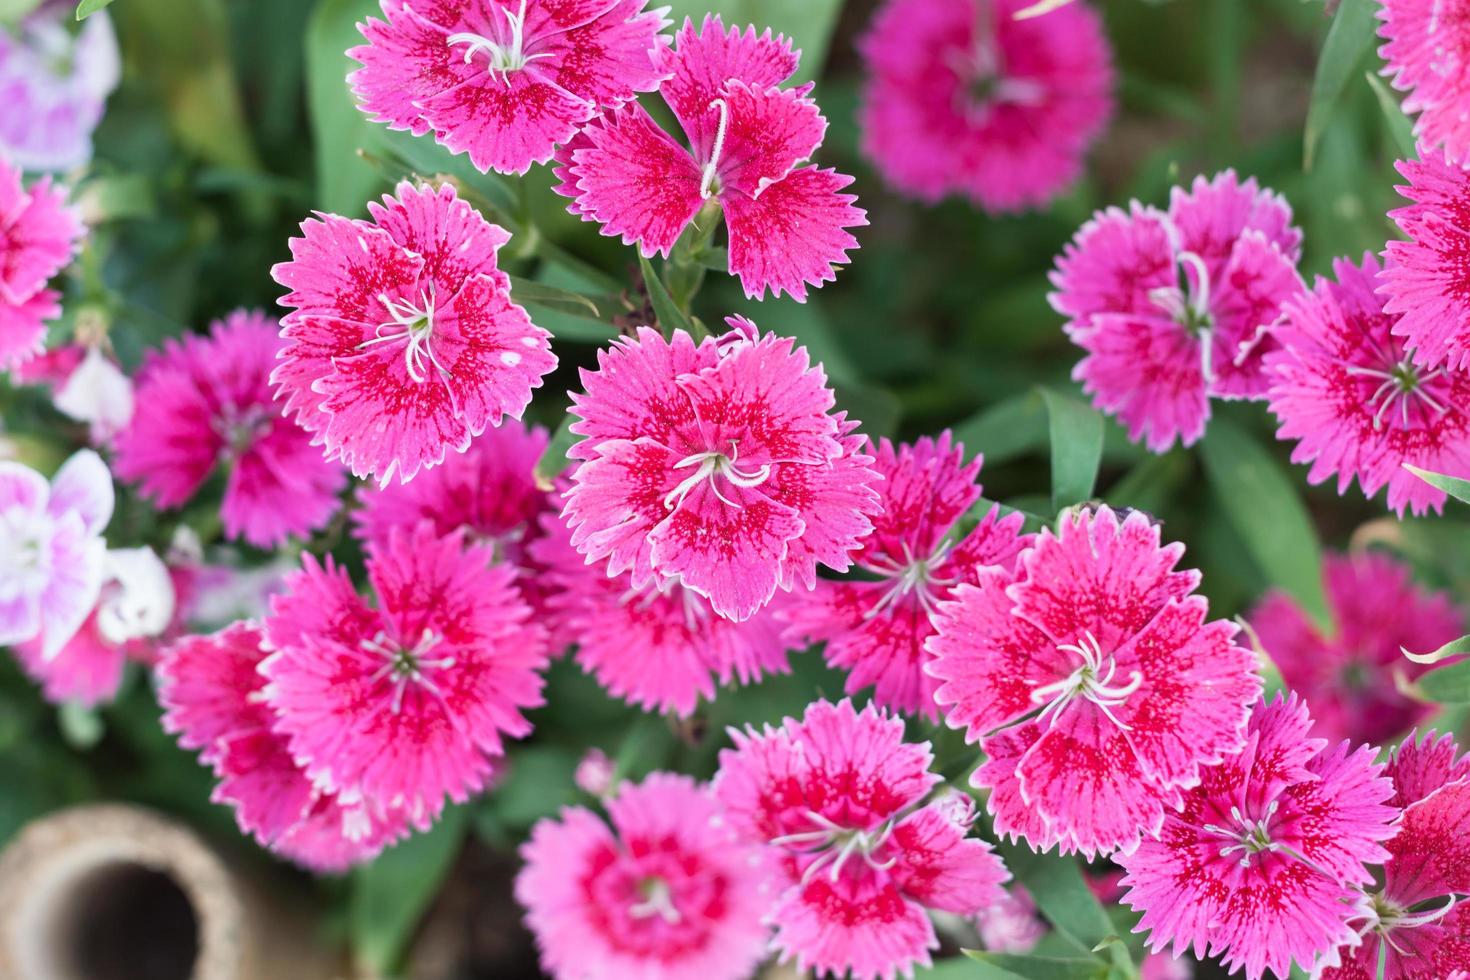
<box><xmin>1383</xmin><ymin>155</ymin><xmax>1470</xmax><ymax>372</ymax></box>
<box><xmin>1379</xmin><ymin>0</ymin><xmax>1470</xmax><ymax>165</ymax></box>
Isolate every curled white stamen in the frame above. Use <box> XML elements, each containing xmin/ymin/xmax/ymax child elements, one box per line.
<box><xmin>357</xmin><ymin>290</ymin><xmax>450</xmax><ymax>384</ymax></box>
<box><xmin>1149</xmin><ymin>249</ymin><xmax>1216</xmax><ymax>383</ymax></box>
<box><xmin>699</xmin><ymin>98</ymin><xmax>730</xmax><ymax>200</ymax></box>
<box><xmin>1203</xmin><ymin>800</ymin><xmax>1282</xmax><ymax>867</ymax></box>
<box><xmin>864</xmin><ymin>539</ymin><xmax>959</xmax><ymax>621</ymax></box>
<box><xmin>362</xmin><ymin>627</ymin><xmax>455</xmax><ymax>715</ymax></box>
<box><xmin>771</xmin><ymin>809</ymin><xmax>899</xmax><ymax>885</ymax></box>
<box><xmin>629</xmin><ymin>877</ymin><xmax>681</xmax><ymax>924</ymax></box>
<box><xmin>447</xmin><ymin>0</ymin><xmax>553</xmax><ymax>86</ymax></box>
<box><xmin>662</xmin><ymin>440</ymin><xmax>772</xmax><ymax>511</ymax></box>
<box><xmin>1027</xmin><ymin>630</ymin><xmax>1142</xmax><ymax>731</ymax></box>
<box><xmin>1345</xmin><ymin>360</ymin><xmax>1451</xmax><ymax>431</ymax></box>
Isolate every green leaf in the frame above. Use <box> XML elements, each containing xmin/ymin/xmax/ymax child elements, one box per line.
<box><xmin>351</xmin><ymin>804</ymin><xmax>468</xmax><ymax>974</ymax></box>
<box><xmin>508</xmin><ymin>276</ymin><xmax>610</xmax><ymax>322</ymax></box>
<box><xmin>963</xmin><ymin>951</ymin><xmax>1107</xmax><ymax>980</ymax></box>
<box><xmin>1420</xmin><ymin>660</ymin><xmax>1470</xmax><ymax>702</ymax></box>
<box><xmin>75</xmin><ymin>0</ymin><xmax>113</xmax><ymax>19</ymax></box>
<box><xmin>1404</xmin><ymin>633</ymin><xmax>1470</xmax><ymax>665</ymax></box>
<box><xmin>486</xmin><ymin>745</ymin><xmax>581</xmax><ymax>829</ymax></box>
<box><xmin>57</xmin><ymin>702</ymin><xmax>104</xmax><ymax>750</ymax></box>
<box><xmin>2</xmin><ymin>0</ymin><xmax>44</xmax><ymax>24</ymax></box>
<box><xmin>306</xmin><ymin>0</ymin><xmax>385</xmax><ymax>215</ymax></box>
<box><xmin>1040</xmin><ymin>386</ymin><xmax>1105</xmax><ymax>513</ymax></box>
<box><xmin>952</xmin><ymin>391</ymin><xmax>1048</xmax><ymax>466</ymax></box>
<box><xmin>1366</xmin><ymin>72</ymin><xmax>1419</xmax><ymax>160</ymax></box>
<box><xmin>1199</xmin><ymin>417</ymin><xmax>1331</xmax><ymax>631</ymax></box>
<box><xmin>662</xmin><ymin>0</ymin><xmax>843</xmax><ymax>83</ymax></box>
<box><xmin>639</xmin><ymin>254</ymin><xmax>699</xmax><ymax>339</ymax></box>
<box><xmin>535</xmin><ymin>414</ymin><xmax>579</xmax><ymax>485</ymax></box>
<box><xmin>1304</xmin><ymin>0</ymin><xmax>1376</xmax><ymax>169</ymax></box>
<box><xmin>995</xmin><ymin>841</ymin><xmax>1121</xmax><ymax>962</ymax></box>
<box><xmin>1405</xmin><ymin>464</ymin><xmax>1470</xmax><ymax>505</ymax></box>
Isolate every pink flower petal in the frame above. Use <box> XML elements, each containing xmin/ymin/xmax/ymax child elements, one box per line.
<box><xmin>723</xmin><ymin>165</ymin><xmax>865</xmax><ymax>302</ymax></box>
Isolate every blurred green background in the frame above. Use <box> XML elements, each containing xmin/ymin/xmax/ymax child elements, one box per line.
<box><xmin>1</xmin><ymin>0</ymin><xmax>1463</xmax><ymax>976</ymax></box>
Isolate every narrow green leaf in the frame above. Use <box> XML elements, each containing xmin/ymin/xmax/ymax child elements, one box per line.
<box><xmin>508</xmin><ymin>276</ymin><xmax>607</xmax><ymax>322</ymax></box>
<box><xmin>1199</xmin><ymin>417</ymin><xmax>1331</xmax><ymax>631</ymax></box>
<box><xmin>351</xmin><ymin>804</ymin><xmax>468</xmax><ymax>973</ymax></box>
<box><xmin>1420</xmin><ymin>660</ymin><xmax>1470</xmax><ymax>702</ymax></box>
<box><xmin>1040</xmin><ymin>386</ymin><xmax>1105</xmax><ymax>513</ymax></box>
<box><xmin>535</xmin><ymin>414</ymin><xmax>579</xmax><ymax>485</ymax></box>
<box><xmin>952</xmin><ymin>392</ymin><xmax>1048</xmax><ymax>466</ymax></box>
<box><xmin>930</xmin><ymin>955</ymin><xmax>1028</xmax><ymax>980</ymax></box>
<box><xmin>1404</xmin><ymin>633</ymin><xmax>1470</xmax><ymax>665</ymax></box>
<box><xmin>306</xmin><ymin>0</ymin><xmax>384</xmax><ymax>215</ymax></box>
<box><xmin>964</xmin><ymin>951</ymin><xmax>1107</xmax><ymax>980</ymax></box>
<box><xmin>75</xmin><ymin>0</ymin><xmax>113</xmax><ymax>19</ymax></box>
<box><xmin>1405</xmin><ymin>464</ymin><xmax>1470</xmax><ymax>505</ymax></box>
<box><xmin>1366</xmin><ymin>72</ymin><xmax>1419</xmax><ymax>160</ymax></box>
<box><xmin>638</xmin><ymin>254</ymin><xmax>699</xmax><ymax>339</ymax></box>
<box><xmin>1304</xmin><ymin>0</ymin><xmax>1377</xmax><ymax>169</ymax></box>
<box><xmin>996</xmin><ymin>841</ymin><xmax>1113</xmax><ymax>952</ymax></box>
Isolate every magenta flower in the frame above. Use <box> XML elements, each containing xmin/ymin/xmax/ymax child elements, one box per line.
<box><xmin>1378</xmin><ymin>0</ymin><xmax>1470</xmax><ymax>165</ymax></box>
<box><xmin>0</xmin><ymin>157</ymin><xmax>81</xmax><ymax>369</ymax></box>
<box><xmin>1119</xmin><ymin>695</ymin><xmax>1399</xmax><ymax>980</ymax></box>
<box><xmin>0</xmin><ymin>449</ymin><xmax>112</xmax><ymax>659</ymax></box>
<box><xmin>516</xmin><ymin>772</ymin><xmax>772</xmax><ymax>980</ymax></box>
<box><xmin>1249</xmin><ymin>551</ymin><xmax>1463</xmax><ymax>747</ymax></box>
<box><xmin>562</xmin><ymin>321</ymin><xmax>883</xmax><ymax>622</ymax></box>
<box><xmin>927</xmin><ymin>506</ymin><xmax>1261</xmax><ymax>857</ymax></box>
<box><xmin>780</xmin><ymin>432</ymin><xmax>1030</xmax><ymax>719</ymax></box>
<box><xmin>530</xmin><ymin>509</ymin><xmax>791</xmax><ymax>716</ymax></box>
<box><xmin>261</xmin><ymin>523</ymin><xmax>549</xmax><ymax>829</ymax></box>
<box><xmin>113</xmin><ymin>310</ymin><xmax>346</xmax><ymax>548</ymax></box>
<box><xmin>272</xmin><ymin>180</ymin><xmax>556</xmax><ymax>485</ymax></box>
<box><xmin>1322</xmin><ymin>731</ymin><xmax>1470</xmax><ymax>980</ymax></box>
<box><xmin>1382</xmin><ymin>156</ymin><xmax>1470</xmax><ymax>373</ymax></box>
<box><xmin>1266</xmin><ymin>252</ymin><xmax>1470</xmax><ymax>516</ymax></box>
<box><xmin>0</xmin><ymin>2</ymin><xmax>120</xmax><ymax>172</ymax></box>
<box><xmin>158</xmin><ymin>623</ymin><xmax>410</xmax><ymax>873</ymax></box>
<box><xmin>555</xmin><ymin>15</ymin><xmax>866</xmax><ymax>301</ymax></box>
<box><xmin>858</xmin><ymin>0</ymin><xmax>1114</xmax><ymax>212</ymax></box>
<box><xmin>713</xmin><ymin>699</ymin><xmax>1010</xmax><ymax>980</ymax></box>
<box><xmin>349</xmin><ymin>0</ymin><xmax>668</xmax><ymax>176</ymax></box>
<box><xmin>1051</xmin><ymin>172</ymin><xmax>1304</xmax><ymax>451</ymax></box>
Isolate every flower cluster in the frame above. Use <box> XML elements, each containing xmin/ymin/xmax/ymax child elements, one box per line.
<box><xmin>0</xmin><ymin>155</ymin><xmax>82</xmax><ymax>369</ymax></box>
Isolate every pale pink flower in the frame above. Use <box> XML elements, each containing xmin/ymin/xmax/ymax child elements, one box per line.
<box><xmin>1322</xmin><ymin>731</ymin><xmax>1470</xmax><ymax>980</ymax></box>
<box><xmin>1119</xmin><ymin>695</ymin><xmax>1398</xmax><ymax>980</ymax></box>
<box><xmin>0</xmin><ymin>156</ymin><xmax>81</xmax><ymax>369</ymax></box>
<box><xmin>271</xmin><ymin>180</ymin><xmax>555</xmax><ymax>485</ymax></box>
<box><xmin>1051</xmin><ymin>172</ymin><xmax>1304</xmax><ymax>451</ymax></box>
<box><xmin>157</xmin><ymin>622</ymin><xmax>410</xmax><ymax>872</ymax></box>
<box><xmin>53</xmin><ymin>345</ymin><xmax>133</xmax><ymax>445</ymax></box>
<box><xmin>1378</xmin><ymin>0</ymin><xmax>1470</xmax><ymax>165</ymax></box>
<box><xmin>350</xmin><ymin>0</ymin><xmax>668</xmax><ymax>176</ymax></box>
<box><xmin>1381</xmin><ymin>155</ymin><xmax>1470</xmax><ymax>373</ymax></box>
<box><xmin>555</xmin><ymin>15</ymin><xmax>865</xmax><ymax>301</ymax></box>
<box><xmin>261</xmin><ymin>523</ymin><xmax>549</xmax><ymax>829</ymax></box>
<box><xmin>530</xmin><ymin>508</ymin><xmax>791</xmax><ymax>716</ymax></box>
<box><xmin>113</xmin><ymin>310</ymin><xmax>346</xmax><ymax>548</ymax></box>
<box><xmin>1249</xmin><ymin>551</ymin><xmax>1463</xmax><ymax>746</ymax></box>
<box><xmin>780</xmin><ymin>432</ymin><xmax>1030</xmax><ymax>719</ymax></box>
<box><xmin>562</xmin><ymin>321</ymin><xmax>883</xmax><ymax>622</ymax></box>
<box><xmin>858</xmin><ymin>0</ymin><xmax>1114</xmax><ymax>212</ymax></box>
<box><xmin>572</xmin><ymin>747</ymin><xmax>614</xmax><ymax>797</ymax></box>
<box><xmin>517</xmin><ymin>772</ymin><xmax>772</xmax><ymax>980</ymax></box>
<box><xmin>713</xmin><ymin>699</ymin><xmax>1010</xmax><ymax>980</ymax></box>
<box><xmin>1266</xmin><ymin>252</ymin><xmax>1470</xmax><ymax>516</ymax></box>
<box><xmin>975</xmin><ymin>885</ymin><xmax>1046</xmax><ymax>954</ymax></box>
<box><xmin>0</xmin><ymin>449</ymin><xmax>111</xmax><ymax>659</ymax></box>
<box><xmin>927</xmin><ymin>505</ymin><xmax>1261</xmax><ymax>857</ymax></box>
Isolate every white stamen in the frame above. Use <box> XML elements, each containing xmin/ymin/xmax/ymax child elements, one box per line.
<box><xmin>1026</xmin><ymin>630</ymin><xmax>1142</xmax><ymax>731</ymax></box>
<box><xmin>361</xmin><ymin>627</ymin><xmax>454</xmax><ymax>715</ymax></box>
<box><xmin>864</xmin><ymin>539</ymin><xmax>959</xmax><ymax>621</ymax></box>
<box><xmin>771</xmin><ymin>809</ymin><xmax>899</xmax><ymax>885</ymax></box>
<box><xmin>629</xmin><ymin>877</ymin><xmax>681</xmax><ymax>924</ymax></box>
<box><xmin>1149</xmin><ymin>249</ymin><xmax>1216</xmax><ymax>383</ymax></box>
<box><xmin>446</xmin><ymin>0</ymin><xmax>553</xmax><ymax>86</ymax></box>
<box><xmin>1202</xmin><ymin>800</ymin><xmax>1282</xmax><ymax>867</ymax></box>
<box><xmin>661</xmin><ymin>440</ymin><xmax>772</xmax><ymax>511</ymax></box>
<box><xmin>699</xmin><ymin>98</ymin><xmax>730</xmax><ymax>200</ymax></box>
<box><xmin>1346</xmin><ymin>360</ymin><xmax>1451</xmax><ymax>431</ymax></box>
<box><xmin>357</xmin><ymin>290</ymin><xmax>449</xmax><ymax>384</ymax></box>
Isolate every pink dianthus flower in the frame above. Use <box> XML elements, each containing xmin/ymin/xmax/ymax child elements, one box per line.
<box><xmin>1248</xmin><ymin>551</ymin><xmax>1463</xmax><ymax>746</ymax></box>
<box><xmin>1378</xmin><ymin>0</ymin><xmax>1470</xmax><ymax>165</ymax></box>
<box><xmin>1381</xmin><ymin>155</ymin><xmax>1470</xmax><ymax>373</ymax></box>
<box><xmin>858</xmin><ymin>0</ymin><xmax>1114</xmax><ymax>212</ymax></box>
<box><xmin>350</xmin><ymin>0</ymin><xmax>669</xmax><ymax>176</ymax></box>
<box><xmin>516</xmin><ymin>772</ymin><xmax>773</xmax><ymax>980</ymax></box>
<box><xmin>272</xmin><ymin>180</ymin><xmax>555</xmax><ymax>485</ymax></box>
<box><xmin>158</xmin><ymin>622</ymin><xmax>410</xmax><ymax>873</ymax></box>
<box><xmin>927</xmin><ymin>505</ymin><xmax>1261</xmax><ymax>857</ymax></box>
<box><xmin>1051</xmin><ymin>172</ymin><xmax>1304</xmax><ymax>451</ymax></box>
<box><xmin>1266</xmin><ymin>252</ymin><xmax>1470</xmax><ymax>516</ymax></box>
<box><xmin>713</xmin><ymin>698</ymin><xmax>1010</xmax><ymax>980</ymax></box>
<box><xmin>1119</xmin><ymin>695</ymin><xmax>1399</xmax><ymax>980</ymax></box>
<box><xmin>0</xmin><ymin>156</ymin><xmax>81</xmax><ymax>369</ymax></box>
<box><xmin>261</xmin><ymin>522</ymin><xmax>549</xmax><ymax>828</ymax></box>
<box><xmin>555</xmin><ymin>15</ymin><xmax>866</xmax><ymax>301</ymax></box>
<box><xmin>780</xmin><ymin>432</ymin><xmax>1030</xmax><ymax>719</ymax></box>
<box><xmin>562</xmin><ymin>319</ymin><xmax>883</xmax><ymax>622</ymax></box>
<box><xmin>114</xmin><ymin>309</ymin><xmax>347</xmax><ymax>548</ymax></box>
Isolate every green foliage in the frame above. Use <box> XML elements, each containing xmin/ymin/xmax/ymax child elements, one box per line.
<box><xmin>1040</xmin><ymin>386</ymin><xmax>1105</xmax><ymax>513</ymax></box>
<box><xmin>351</xmin><ymin>804</ymin><xmax>468</xmax><ymax>974</ymax></box>
<box><xmin>1304</xmin><ymin>0</ymin><xmax>1378</xmax><ymax>169</ymax></box>
<box><xmin>75</xmin><ymin>0</ymin><xmax>114</xmax><ymax>18</ymax></box>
